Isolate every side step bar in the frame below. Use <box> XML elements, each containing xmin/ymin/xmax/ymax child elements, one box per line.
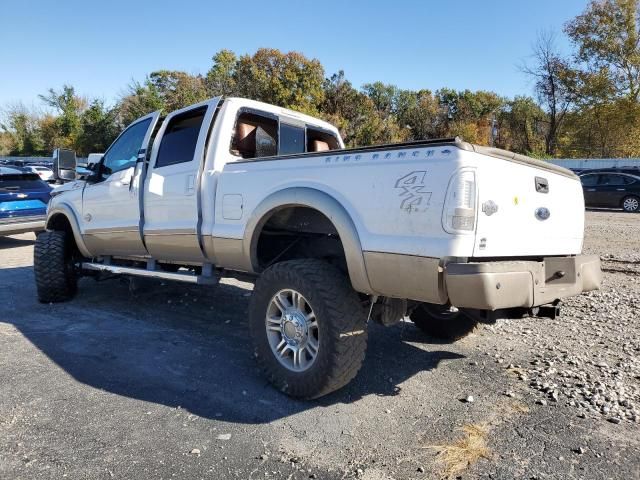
<box><xmin>81</xmin><ymin>262</ymin><xmax>218</xmax><ymax>285</ymax></box>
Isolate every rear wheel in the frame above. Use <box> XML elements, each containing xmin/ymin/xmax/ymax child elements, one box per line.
<box><xmin>34</xmin><ymin>230</ymin><xmax>78</xmax><ymax>303</ymax></box>
<box><xmin>622</xmin><ymin>195</ymin><xmax>639</xmax><ymax>213</ymax></box>
<box><xmin>249</xmin><ymin>259</ymin><xmax>368</xmax><ymax>399</ymax></box>
<box><xmin>410</xmin><ymin>304</ymin><xmax>478</xmax><ymax>341</ymax></box>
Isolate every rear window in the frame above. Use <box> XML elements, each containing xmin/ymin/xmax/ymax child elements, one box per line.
<box><xmin>279</xmin><ymin>124</ymin><xmax>305</xmax><ymax>155</ymax></box>
<box><xmin>599</xmin><ymin>174</ymin><xmax>632</xmax><ymax>186</ymax></box>
<box><xmin>0</xmin><ymin>173</ymin><xmax>47</xmax><ymax>190</ymax></box>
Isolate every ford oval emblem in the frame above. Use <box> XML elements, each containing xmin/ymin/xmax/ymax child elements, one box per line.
<box><xmin>535</xmin><ymin>207</ymin><xmax>551</xmax><ymax>221</ymax></box>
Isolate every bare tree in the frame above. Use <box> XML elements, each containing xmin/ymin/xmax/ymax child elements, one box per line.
<box><xmin>522</xmin><ymin>32</ymin><xmax>576</xmax><ymax>156</ymax></box>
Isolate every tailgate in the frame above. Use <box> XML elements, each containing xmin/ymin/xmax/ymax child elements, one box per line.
<box><xmin>473</xmin><ymin>160</ymin><xmax>584</xmax><ymax>257</ymax></box>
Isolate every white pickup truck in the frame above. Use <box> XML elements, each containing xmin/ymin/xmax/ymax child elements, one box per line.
<box><xmin>35</xmin><ymin>96</ymin><xmax>601</xmax><ymax>398</ymax></box>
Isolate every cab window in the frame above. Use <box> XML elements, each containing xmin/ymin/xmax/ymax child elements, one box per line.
<box><xmin>155</xmin><ymin>107</ymin><xmax>206</xmax><ymax>168</ymax></box>
<box><xmin>230</xmin><ymin>112</ymin><xmax>278</xmax><ymax>159</ymax></box>
<box><xmin>307</xmin><ymin>128</ymin><xmax>340</xmax><ymax>152</ymax></box>
<box><xmin>102</xmin><ymin>118</ymin><xmax>152</xmax><ymax>176</ymax></box>
<box><xmin>598</xmin><ymin>174</ymin><xmax>629</xmax><ymax>186</ymax></box>
<box><xmin>579</xmin><ymin>174</ymin><xmax>598</xmax><ymax>187</ymax></box>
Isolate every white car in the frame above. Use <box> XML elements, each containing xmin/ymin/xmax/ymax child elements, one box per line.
<box><xmin>24</xmin><ymin>165</ymin><xmax>54</xmax><ymax>182</ymax></box>
<box><xmin>34</xmin><ymin>96</ymin><xmax>602</xmax><ymax>398</ymax></box>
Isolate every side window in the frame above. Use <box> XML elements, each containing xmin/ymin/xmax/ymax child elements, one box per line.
<box><xmin>230</xmin><ymin>112</ymin><xmax>278</xmax><ymax>159</ymax></box>
<box><xmin>279</xmin><ymin>124</ymin><xmax>305</xmax><ymax>155</ymax></box>
<box><xmin>102</xmin><ymin>118</ymin><xmax>152</xmax><ymax>176</ymax></box>
<box><xmin>580</xmin><ymin>174</ymin><xmax>598</xmax><ymax>187</ymax></box>
<box><xmin>598</xmin><ymin>174</ymin><xmax>624</xmax><ymax>186</ymax></box>
<box><xmin>155</xmin><ymin>107</ymin><xmax>206</xmax><ymax>168</ymax></box>
<box><xmin>306</xmin><ymin>128</ymin><xmax>340</xmax><ymax>152</ymax></box>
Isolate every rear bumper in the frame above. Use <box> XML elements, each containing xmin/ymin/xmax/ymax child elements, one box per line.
<box><xmin>0</xmin><ymin>215</ymin><xmax>46</xmax><ymax>236</ymax></box>
<box><xmin>444</xmin><ymin>254</ymin><xmax>602</xmax><ymax>310</ymax></box>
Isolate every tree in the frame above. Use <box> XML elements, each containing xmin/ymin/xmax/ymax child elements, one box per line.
<box><xmin>233</xmin><ymin>48</ymin><xmax>325</xmax><ymax>114</ymax></box>
<box><xmin>497</xmin><ymin>96</ymin><xmax>546</xmax><ymax>155</ymax></box>
<box><xmin>76</xmin><ymin>100</ymin><xmax>119</xmax><ymax>156</ymax></box>
<box><xmin>522</xmin><ymin>32</ymin><xmax>577</xmax><ymax>155</ymax></box>
<box><xmin>119</xmin><ymin>79</ymin><xmax>165</xmax><ymax>126</ymax></box>
<box><xmin>38</xmin><ymin>85</ymin><xmax>86</xmax><ymax>148</ymax></box>
<box><xmin>118</xmin><ymin>71</ymin><xmax>207</xmax><ymax>125</ymax></box>
<box><xmin>394</xmin><ymin>89</ymin><xmax>441</xmax><ymax>140</ymax></box>
<box><xmin>0</xmin><ymin>103</ymin><xmax>45</xmax><ymax>155</ymax></box>
<box><xmin>205</xmin><ymin>49</ymin><xmax>238</xmax><ymax>97</ymax></box>
<box><xmin>435</xmin><ymin>89</ymin><xmax>504</xmax><ymax>144</ymax></box>
<box><xmin>147</xmin><ymin>70</ymin><xmax>208</xmax><ymax>112</ymax></box>
<box><xmin>560</xmin><ymin>0</ymin><xmax>640</xmax><ymax>157</ymax></box>
<box><xmin>321</xmin><ymin>73</ymin><xmax>407</xmax><ymax>146</ymax></box>
<box><xmin>361</xmin><ymin>82</ymin><xmax>399</xmax><ymax>115</ymax></box>
<box><xmin>565</xmin><ymin>0</ymin><xmax>640</xmax><ymax>101</ymax></box>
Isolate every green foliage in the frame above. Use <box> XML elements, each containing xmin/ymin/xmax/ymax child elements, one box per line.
<box><xmin>233</xmin><ymin>48</ymin><xmax>326</xmax><ymax>114</ymax></box>
<box><xmin>38</xmin><ymin>85</ymin><xmax>86</xmax><ymax>149</ymax></box>
<box><xmin>118</xmin><ymin>79</ymin><xmax>165</xmax><ymax>127</ymax></box>
<box><xmin>0</xmin><ymin>104</ymin><xmax>45</xmax><ymax>155</ymax></box>
<box><xmin>496</xmin><ymin>96</ymin><xmax>547</xmax><ymax>156</ymax></box>
<box><xmin>565</xmin><ymin>0</ymin><xmax>640</xmax><ymax>101</ymax></box>
<box><xmin>558</xmin><ymin>0</ymin><xmax>640</xmax><ymax>157</ymax></box>
<box><xmin>206</xmin><ymin>49</ymin><xmax>237</xmax><ymax>97</ymax></box>
<box><xmin>76</xmin><ymin>100</ymin><xmax>120</xmax><ymax>155</ymax></box>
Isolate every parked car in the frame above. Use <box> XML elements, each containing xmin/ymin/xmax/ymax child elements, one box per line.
<box><xmin>0</xmin><ymin>166</ymin><xmax>52</xmax><ymax>236</ymax></box>
<box><xmin>579</xmin><ymin>171</ymin><xmax>640</xmax><ymax>212</ymax></box>
<box><xmin>580</xmin><ymin>167</ymin><xmax>640</xmax><ymax>176</ymax></box>
<box><xmin>34</xmin><ymin>96</ymin><xmax>601</xmax><ymax>399</ymax></box>
<box><xmin>24</xmin><ymin>165</ymin><xmax>55</xmax><ymax>182</ymax></box>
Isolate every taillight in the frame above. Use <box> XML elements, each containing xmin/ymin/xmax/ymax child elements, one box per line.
<box><xmin>442</xmin><ymin>169</ymin><xmax>477</xmax><ymax>234</ymax></box>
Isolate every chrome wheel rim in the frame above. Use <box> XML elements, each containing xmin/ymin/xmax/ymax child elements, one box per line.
<box><xmin>623</xmin><ymin>197</ymin><xmax>639</xmax><ymax>211</ymax></box>
<box><xmin>266</xmin><ymin>289</ymin><xmax>319</xmax><ymax>372</ymax></box>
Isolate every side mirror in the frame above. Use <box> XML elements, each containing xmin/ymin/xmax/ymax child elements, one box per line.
<box><xmin>78</xmin><ymin>153</ymin><xmax>104</xmax><ymax>181</ymax></box>
<box><xmin>52</xmin><ymin>148</ymin><xmax>77</xmax><ymax>183</ymax></box>
<box><xmin>87</xmin><ymin>153</ymin><xmax>104</xmax><ymax>170</ymax></box>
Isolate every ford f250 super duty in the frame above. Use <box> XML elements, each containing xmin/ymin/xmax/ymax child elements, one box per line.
<box><xmin>34</xmin><ymin>96</ymin><xmax>602</xmax><ymax>399</ymax></box>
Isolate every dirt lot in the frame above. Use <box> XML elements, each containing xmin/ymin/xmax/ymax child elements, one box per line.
<box><xmin>1</xmin><ymin>211</ymin><xmax>639</xmax><ymax>480</ymax></box>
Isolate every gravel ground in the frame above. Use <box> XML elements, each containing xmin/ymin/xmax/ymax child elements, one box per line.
<box><xmin>0</xmin><ymin>210</ymin><xmax>639</xmax><ymax>479</ymax></box>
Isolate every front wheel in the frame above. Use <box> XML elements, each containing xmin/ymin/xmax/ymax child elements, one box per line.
<box><xmin>249</xmin><ymin>259</ymin><xmax>368</xmax><ymax>399</ymax></box>
<box><xmin>410</xmin><ymin>304</ymin><xmax>478</xmax><ymax>341</ymax></box>
<box><xmin>34</xmin><ymin>230</ymin><xmax>78</xmax><ymax>303</ymax></box>
<box><xmin>622</xmin><ymin>195</ymin><xmax>640</xmax><ymax>213</ymax></box>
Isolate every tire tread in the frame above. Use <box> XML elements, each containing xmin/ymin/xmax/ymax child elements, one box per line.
<box><xmin>250</xmin><ymin>259</ymin><xmax>368</xmax><ymax>399</ymax></box>
<box><xmin>34</xmin><ymin>230</ymin><xmax>77</xmax><ymax>303</ymax></box>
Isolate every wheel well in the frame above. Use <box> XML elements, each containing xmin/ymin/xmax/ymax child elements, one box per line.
<box><xmin>255</xmin><ymin>206</ymin><xmax>347</xmax><ymax>272</ymax></box>
<box><xmin>47</xmin><ymin>214</ymin><xmax>79</xmax><ymax>254</ymax></box>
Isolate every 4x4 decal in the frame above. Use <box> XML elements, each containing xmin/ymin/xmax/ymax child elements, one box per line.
<box><xmin>395</xmin><ymin>171</ymin><xmax>431</xmax><ymax>212</ymax></box>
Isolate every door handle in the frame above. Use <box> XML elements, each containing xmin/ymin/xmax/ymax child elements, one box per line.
<box><xmin>185</xmin><ymin>175</ymin><xmax>195</xmax><ymax>195</ymax></box>
<box><xmin>586</xmin><ymin>189</ymin><xmax>596</xmax><ymax>192</ymax></box>
<box><xmin>616</xmin><ymin>188</ymin><xmax>625</xmax><ymax>191</ymax></box>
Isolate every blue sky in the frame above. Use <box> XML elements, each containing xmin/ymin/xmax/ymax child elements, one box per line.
<box><xmin>0</xmin><ymin>0</ymin><xmax>588</xmax><ymax>108</ymax></box>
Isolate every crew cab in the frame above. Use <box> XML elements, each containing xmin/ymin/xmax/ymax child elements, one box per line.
<box><xmin>34</xmin><ymin>97</ymin><xmax>602</xmax><ymax>398</ymax></box>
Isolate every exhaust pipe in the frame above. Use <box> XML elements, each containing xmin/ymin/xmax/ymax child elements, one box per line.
<box><xmin>530</xmin><ymin>304</ymin><xmax>561</xmax><ymax>320</ymax></box>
